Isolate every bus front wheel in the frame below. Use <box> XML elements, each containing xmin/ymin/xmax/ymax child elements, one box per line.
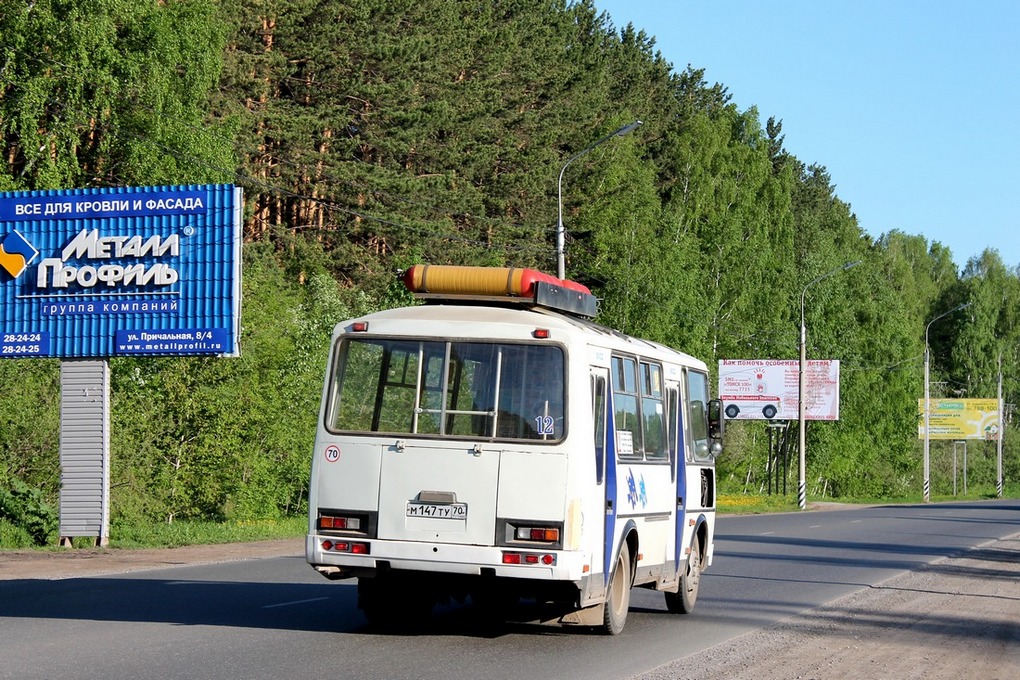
<box><xmin>665</xmin><ymin>536</ymin><xmax>702</xmax><ymax>614</ymax></box>
<box><xmin>660</xmin><ymin>538</ymin><xmax>701</xmax><ymax>615</ymax></box>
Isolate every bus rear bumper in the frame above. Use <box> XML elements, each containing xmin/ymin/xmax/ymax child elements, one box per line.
<box><xmin>306</xmin><ymin>533</ymin><xmax>589</xmax><ymax>582</ymax></box>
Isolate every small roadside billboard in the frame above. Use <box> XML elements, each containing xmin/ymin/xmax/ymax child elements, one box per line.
<box><xmin>918</xmin><ymin>398</ymin><xmax>1000</xmax><ymax>440</ymax></box>
<box><xmin>719</xmin><ymin>359</ymin><xmax>840</xmax><ymax>421</ymax></box>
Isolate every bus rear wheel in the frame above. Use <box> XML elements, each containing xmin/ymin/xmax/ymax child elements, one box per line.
<box><xmin>665</xmin><ymin>536</ymin><xmax>702</xmax><ymax>614</ymax></box>
<box><xmin>602</xmin><ymin>547</ymin><xmax>632</xmax><ymax>635</ymax></box>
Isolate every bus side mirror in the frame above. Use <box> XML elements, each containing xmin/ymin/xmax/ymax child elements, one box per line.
<box><xmin>707</xmin><ymin>399</ymin><xmax>724</xmax><ymax>441</ymax></box>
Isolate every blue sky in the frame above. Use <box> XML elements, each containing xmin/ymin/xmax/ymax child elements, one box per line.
<box><xmin>595</xmin><ymin>0</ymin><xmax>1020</xmax><ymax>271</ymax></box>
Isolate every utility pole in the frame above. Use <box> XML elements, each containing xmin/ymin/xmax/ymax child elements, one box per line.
<box><xmin>923</xmin><ymin>302</ymin><xmax>971</xmax><ymax>502</ymax></box>
<box><xmin>997</xmin><ymin>352</ymin><xmax>1004</xmax><ymax>498</ymax></box>
<box><xmin>798</xmin><ymin>261</ymin><xmax>859</xmax><ymax>509</ymax></box>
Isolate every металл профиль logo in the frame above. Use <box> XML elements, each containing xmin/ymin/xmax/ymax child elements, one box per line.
<box><xmin>0</xmin><ymin>229</ymin><xmax>39</xmax><ymax>279</ymax></box>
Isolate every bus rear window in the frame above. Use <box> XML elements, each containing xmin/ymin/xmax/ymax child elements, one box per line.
<box><xmin>327</xmin><ymin>338</ymin><xmax>565</xmax><ymax>441</ymax></box>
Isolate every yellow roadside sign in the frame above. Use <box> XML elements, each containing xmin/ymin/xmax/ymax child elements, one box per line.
<box><xmin>918</xmin><ymin>398</ymin><xmax>1000</xmax><ymax>440</ymax></box>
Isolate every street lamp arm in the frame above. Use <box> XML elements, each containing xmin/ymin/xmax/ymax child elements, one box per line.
<box><xmin>560</xmin><ymin>121</ymin><xmax>644</xmax><ymax>173</ymax></box>
<box><xmin>800</xmin><ymin>260</ymin><xmax>862</xmax><ymax>321</ymax></box>
<box><xmin>925</xmin><ymin>301</ymin><xmax>972</xmax><ymax>345</ymax></box>
<box><xmin>556</xmin><ymin>120</ymin><xmax>643</xmax><ymax>279</ymax></box>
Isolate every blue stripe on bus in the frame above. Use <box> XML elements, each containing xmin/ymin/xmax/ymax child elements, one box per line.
<box><xmin>604</xmin><ymin>387</ymin><xmax>617</xmax><ymax>586</ymax></box>
<box><xmin>674</xmin><ymin>398</ymin><xmax>687</xmax><ymax>572</ymax></box>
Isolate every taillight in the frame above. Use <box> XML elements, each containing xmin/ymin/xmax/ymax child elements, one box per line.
<box><xmin>318</xmin><ymin>514</ymin><xmax>362</xmax><ymax>531</ymax></box>
<box><xmin>516</xmin><ymin>526</ymin><xmax>560</xmax><ymax>542</ymax></box>
<box><xmin>502</xmin><ymin>551</ymin><xmax>556</xmax><ymax>566</ymax></box>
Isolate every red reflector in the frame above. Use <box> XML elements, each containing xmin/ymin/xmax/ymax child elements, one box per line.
<box><xmin>533</xmin><ymin>328</ymin><xmax>550</xmax><ymax>339</ymax></box>
<box><xmin>321</xmin><ymin>540</ymin><xmax>333</xmax><ymax>551</ymax></box>
<box><xmin>502</xmin><ymin>553</ymin><xmax>522</xmax><ymax>565</ymax></box>
<box><xmin>351</xmin><ymin>322</ymin><xmax>369</xmax><ymax>332</ymax></box>
<box><xmin>542</xmin><ymin>554</ymin><xmax>554</xmax><ymax>565</ymax></box>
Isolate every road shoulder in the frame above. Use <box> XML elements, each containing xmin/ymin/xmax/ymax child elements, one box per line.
<box><xmin>637</xmin><ymin>534</ymin><xmax>1020</xmax><ymax>680</ymax></box>
<box><xmin>0</xmin><ymin>538</ymin><xmax>303</xmax><ymax>581</ymax></box>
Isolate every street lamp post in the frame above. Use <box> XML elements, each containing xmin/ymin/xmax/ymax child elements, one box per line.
<box><xmin>798</xmin><ymin>260</ymin><xmax>860</xmax><ymax>510</ymax></box>
<box><xmin>923</xmin><ymin>301</ymin><xmax>971</xmax><ymax>502</ymax></box>
<box><xmin>556</xmin><ymin>120</ymin><xmax>643</xmax><ymax>280</ymax></box>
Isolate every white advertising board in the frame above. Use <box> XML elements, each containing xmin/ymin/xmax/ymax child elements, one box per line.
<box><xmin>718</xmin><ymin>359</ymin><xmax>840</xmax><ymax>421</ymax></box>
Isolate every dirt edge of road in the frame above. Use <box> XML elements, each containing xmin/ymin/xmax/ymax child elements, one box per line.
<box><xmin>0</xmin><ymin>537</ymin><xmax>305</xmax><ymax>581</ymax></box>
<box><xmin>636</xmin><ymin>534</ymin><xmax>1020</xmax><ymax>680</ymax></box>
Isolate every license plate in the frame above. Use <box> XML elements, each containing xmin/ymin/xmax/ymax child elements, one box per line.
<box><xmin>406</xmin><ymin>502</ymin><xmax>468</xmax><ymax>519</ymax></box>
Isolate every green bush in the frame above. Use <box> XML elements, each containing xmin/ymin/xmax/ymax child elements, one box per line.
<box><xmin>0</xmin><ymin>478</ymin><xmax>58</xmax><ymax>546</ymax></box>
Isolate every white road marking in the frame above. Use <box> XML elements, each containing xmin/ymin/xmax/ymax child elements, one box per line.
<box><xmin>263</xmin><ymin>597</ymin><xmax>330</xmax><ymax>609</ymax></box>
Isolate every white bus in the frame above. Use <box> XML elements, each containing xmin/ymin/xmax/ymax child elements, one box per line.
<box><xmin>306</xmin><ymin>265</ymin><xmax>722</xmax><ymax>634</ymax></box>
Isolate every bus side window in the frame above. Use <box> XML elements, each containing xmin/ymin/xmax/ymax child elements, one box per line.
<box><xmin>687</xmin><ymin>370</ymin><xmax>711</xmax><ymax>461</ymax></box>
<box><xmin>641</xmin><ymin>361</ymin><xmax>666</xmax><ymax>460</ymax></box>
<box><xmin>612</xmin><ymin>356</ymin><xmax>642</xmax><ymax>459</ymax></box>
<box><xmin>592</xmin><ymin>373</ymin><xmax>606</xmax><ymax>484</ymax></box>
<box><xmin>667</xmin><ymin>385</ymin><xmax>679</xmax><ymax>480</ymax></box>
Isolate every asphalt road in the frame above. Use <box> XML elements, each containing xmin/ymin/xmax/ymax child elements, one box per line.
<box><xmin>1</xmin><ymin>499</ymin><xmax>1017</xmax><ymax>680</ymax></box>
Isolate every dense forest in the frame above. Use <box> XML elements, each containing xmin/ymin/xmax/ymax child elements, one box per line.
<box><xmin>1</xmin><ymin>0</ymin><xmax>1017</xmax><ymax>543</ymax></box>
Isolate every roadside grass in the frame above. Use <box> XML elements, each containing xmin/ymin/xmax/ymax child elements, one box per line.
<box><xmin>0</xmin><ymin>515</ymin><xmax>307</xmax><ymax>551</ymax></box>
<box><xmin>717</xmin><ymin>493</ymin><xmax>801</xmax><ymax>514</ymax></box>
<box><xmin>109</xmin><ymin>516</ymin><xmax>308</xmax><ymax>549</ymax></box>
<box><xmin>718</xmin><ymin>482</ymin><xmax>1020</xmax><ymax>514</ymax></box>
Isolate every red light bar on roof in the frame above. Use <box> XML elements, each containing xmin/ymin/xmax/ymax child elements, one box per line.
<box><xmin>403</xmin><ymin>264</ymin><xmax>592</xmax><ymax>297</ymax></box>
<box><xmin>402</xmin><ymin>265</ymin><xmax>597</xmax><ymax>318</ymax></box>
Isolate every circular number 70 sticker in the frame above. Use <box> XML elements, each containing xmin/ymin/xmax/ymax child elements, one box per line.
<box><xmin>323</xmin><ymin>445</ymin><xmax>341</xmax><ymax>462</ymax></box>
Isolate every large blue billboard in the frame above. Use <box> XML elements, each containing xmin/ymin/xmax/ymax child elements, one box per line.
<box><xmin>0</xmin><ymin>184</ymin><xmax>242</xmax><ymax>358</ymax></box>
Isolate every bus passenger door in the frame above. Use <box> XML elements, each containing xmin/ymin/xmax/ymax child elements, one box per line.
<box><xmin>668</xmin><ymin>381</ymin><xmax>687</xmax><ymax>577</ymax></box>
<box><xmin>590</xmin><ymin>367</ymin><xmax>614</xmax><ymax>593</ymax></box>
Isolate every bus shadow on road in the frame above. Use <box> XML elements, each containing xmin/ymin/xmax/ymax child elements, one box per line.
<box><xmin>0</xmin><ymin>574</ymin><xmax>612</xmax><ymax>639</ymax></box>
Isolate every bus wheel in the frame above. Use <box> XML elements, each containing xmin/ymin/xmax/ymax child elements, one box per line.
<box><xmin>666</xmin><ymin>537</ymin><xmax>702</xmax><ymax>614</ymax></box>
<box><xmin>602</xmin><ymin>547</ymin><xmax>632</xmax><ymax>635</ymax></box>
